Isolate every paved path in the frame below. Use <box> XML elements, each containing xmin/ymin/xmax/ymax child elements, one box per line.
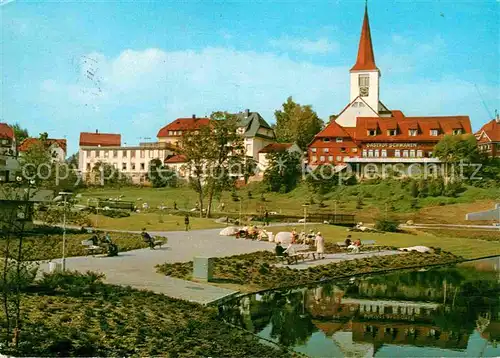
<box><xmin>39</xmin><ymin>228</ymin><xmax>275</xmax><ymax>305</ymax></box>
<box><xmin>276</xmin><ymin>250</ymin><xmax>402</xmax><ymax>270</ymax></box>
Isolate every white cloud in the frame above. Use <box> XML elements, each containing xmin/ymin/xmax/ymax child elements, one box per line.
<box><xmin>269</xmin><ymin>36</ymin><xmax>339</xmax><ymax>54</ymax></box>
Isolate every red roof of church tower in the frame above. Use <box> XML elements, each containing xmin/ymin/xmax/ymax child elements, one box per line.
<box><xmin>351</xmin><ymin>5</ymin><xmax>378</xmax><ymax>71</ymax></box>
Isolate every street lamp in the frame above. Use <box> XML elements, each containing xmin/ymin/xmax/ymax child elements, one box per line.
<box><xmin>302</xmin><ymin>204</ymin><xmax>309</xmax><ymax>233</ymax></box>
<box><xmin>58</xmin><ymin>192</ymin><xmax>72</xmax><ymax>271</ymax></box>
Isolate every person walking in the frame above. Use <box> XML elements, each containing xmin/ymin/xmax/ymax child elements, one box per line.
<box><xmin>264</xmin><ymin>210</ymin><xmax>269</xmax><ymax>226</ymax></box>
<box><xmin>184</xmin><ymin>214</ymin><xmax>190</xmax><ymax>231</ymax></box>
<box><xmin>315</xmin><ymin>232</ymin><xmax>325</xmax><ymax>259</ymax></box>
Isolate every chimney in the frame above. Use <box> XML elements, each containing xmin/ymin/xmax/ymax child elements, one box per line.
<box><xmin>496</xmin><ymin>110</ymin><xmax>499</xmax><ymax>123</ymax></box>
<box><xmin>245</xmin><ymin>109</ymin><xmax>250</xmax><ymax>117</ymax></box>
<box><xmin>192</xmin><ymin>114</ymin><xmax>196</xmax><ymax>119</ymax></box>
<box><xmin>95</xmin><ymin>129</ymin><xmax>98</xmax><ymax>134</ymax></box>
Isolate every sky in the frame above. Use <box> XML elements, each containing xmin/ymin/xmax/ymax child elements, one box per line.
<box><xmin>1</xmin><ymin>0</ymin><xmax>499</xmax><ymax>154</ymax></box>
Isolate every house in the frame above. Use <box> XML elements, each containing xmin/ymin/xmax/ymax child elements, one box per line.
<box><xmin>157</xmin><ymin>115</ymin><xmax>211</xmax><ymax>147</ymax></box>
<box><xmin>235</xmin><ymin>109</ymin><xmax>276</xmax><ymax>163</ymax></box>
<box><xmin>78</xmin><ymin>130</ymin><xmax>176</xmax><ymax>184</ymax></box>
<box><xmin>307</xmin><ymin>4</ymin><xmax>472</xmax><ymax>178</ymax></box>
<box><xmin>257</xmin><ymin>142</ymin><xmax>302</xmax><ymax>175</ymax></box>
<box><xmin>0</xmin><ymin>123</ymin><xmax>19</xmax><ymax>183</ymax></box>
<box><xmin>475</xmin><ymin>116</ymin><xmax>500</xmax><ymax>158</ymax></box>
<box><xmin>18</xmin><ymin>137</ymin><xmax>67</xmax><ymax>162</ymax></box>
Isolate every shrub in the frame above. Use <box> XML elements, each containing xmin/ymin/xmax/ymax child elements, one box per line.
<box><xmin>356</xmin><ymin>195</ymin><xmax>363</xmax><ymax>209</ymax></box>
<box><xmin>375</xmin><ymin>219</ymin><xmax>400</xmax><ymax>232</ymax></box>
<box><xmin>36</xmin><ymin>270</ymin><xmax>105</xmax><ymax>296</ymax></box>
<box><xmin>409</xmin><ymin>181</ymin><xmax>419</xmax><ymax>198</ymax></box>
<box><xmin>101</xmin><ymin>209</ymin><xmax>130</xmax><ymax>218</ymax></box>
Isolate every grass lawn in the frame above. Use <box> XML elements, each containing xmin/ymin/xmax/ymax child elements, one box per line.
<box><xmin>87</xmin><ymin>212</ymin><xmax>224</xmax><ymax>231</ymax></box>
<box><xmin>77</xmin><ymin>182</ymin><xmax>500</xmax><ymax>225</ymax></box>
<box><xmin>277</xmin><ymin>224</ymin><xmax>500</xmax><ymax>259</ymax></box>
<box><xmin>0</xmin><ymin>232</ymin><xmax>145</xmax><ymax>261</ymax></box>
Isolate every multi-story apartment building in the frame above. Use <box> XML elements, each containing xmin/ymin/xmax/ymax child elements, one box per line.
<box><xmin>307</xmin><ymin>6</ymin><xmax>472</xmax><ymax>178</ymax></box>
<box><xmin>0</xmin><ymin>123</ymin><xmax>19</xmax><ymax>182</ymax></box>
<box><xmin>476</xmin><ymin>116</ymin><xmax>500</xmax><ymax>158</ymax></box>
<box><xmin>78</xmin><ymin>131</ymin><xmax>176</xmax><ymax>184</ymax></box>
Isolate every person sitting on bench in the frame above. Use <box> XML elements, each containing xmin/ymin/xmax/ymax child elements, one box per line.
<box><xmin>275</xmin><ymin>242</ymin><xmax>287</xmax><ymax>257</ymax></box>
<box><xmin>283</xmin><ymin>243</ymin><xmax>296</xmax><ymax>256</ymax></box>
<box><xmin>348</xmin><ymin>238</ymin><xmax>361</xmax><ymax>253</ymax></box>
<box><xmin>141</xmin><ymin>228</ymin><xmax>155</xmax><ymax>249</ymax></box>
<box><xmin>345</xmin><ymin>235</ymin><xmax>352</xmax><ymax>247</ymax></box>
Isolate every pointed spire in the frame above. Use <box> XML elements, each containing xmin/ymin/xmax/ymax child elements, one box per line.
<box><xmin>351</xmin><ymin>3</ymin><xmax>378</xmax><ymax>71</ymax></box>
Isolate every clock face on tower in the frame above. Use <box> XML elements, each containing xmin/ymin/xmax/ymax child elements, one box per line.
<box><xmin>359</xmin><ymin>86</ymin><xmax>369</xmax><ymax>97</ymax></box>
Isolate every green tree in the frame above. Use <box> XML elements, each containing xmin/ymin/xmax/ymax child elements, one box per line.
<box><xmin>91</xmin><ymin>162</ymin><xmax>131</xmax><ymax>187</ymax></box>
<box><xmin>147</xmin><ymin>158</ymin><xmax>177</xmax><ymax>188</ymax></box>
<box><xmin>274</xmin><ymin>97</ymin><xmax>323</xmax><ymax>150</ymax></box>
<box><xmin>10</xmin><ymin>123</ymin><xmax>29</xmax><ymax>144</ymax></box>
<box><xmin>263</xmin><ymin>151</ymin><xmax>301</xmax><ymax>193</ymax></box>
<box><xmin>434</xmin><ymin>134</ymin><xmax>481</xmax><ymax>180</ymax></box>
<box><xmin>306</xmin><ymin>165</ymin><xmax>338</xmax><ymax>195</ymax></box>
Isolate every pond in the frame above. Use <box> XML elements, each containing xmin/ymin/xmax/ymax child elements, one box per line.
<box><xmin>218</xmin><ymin>257</ymin><xmax>500</xmax><ymax>357</ymax></box>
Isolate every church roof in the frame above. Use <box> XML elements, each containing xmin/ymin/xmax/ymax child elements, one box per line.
<box><xmin>351</xmin><ymin>5</ymin><xmax>378</xmax><ymax>72</ymax></box>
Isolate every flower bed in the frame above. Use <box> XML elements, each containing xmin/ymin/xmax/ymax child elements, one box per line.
<box><xmin>1</xmin><ymin>271</ymin><xmax>290</xmax><ymax>357</ymax></box>
<box><xmin>156</xmin><ymin>250</ymin><xmax>462</xmax><ymax>290</ymax></box>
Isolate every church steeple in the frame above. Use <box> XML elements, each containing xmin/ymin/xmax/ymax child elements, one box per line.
<box><xmin>351</xmin><ymin>3</ymin><xmax>377</xmax><ymax>72</ymax></box>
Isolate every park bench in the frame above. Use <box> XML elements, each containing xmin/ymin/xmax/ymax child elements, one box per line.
<box><xmin>81</xmin><ymin>240</ymin><xmax>104</xmax><ymax>256</ymax></box>
<box><xmin>276</xmin><ymin>251</ymin><xmax>319</xmax><ymax>265</ymax></box>
<box><xmin>336</xmin><ymin>240</ymin><xmax>377</xmax><ymax>247</ymax></box>
<box><xmin>147</xmin><ymin>236</ymin><xmax>167</xmax><ymax>249</ymax></box>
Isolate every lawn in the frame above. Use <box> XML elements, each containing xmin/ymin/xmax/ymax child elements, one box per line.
<box><xmin>2</xmin><ymin>272</ymin><xmax>288</xmax><ymax>357</ymax></box>
<box><xmin>277</xmin><ymin>224</ymin><xmax>500</xmax><ymax>259</ymax></box>
<box><xmin>77</xmin><ymin>182</ymin><xmax>500</xmax><ymax>225</ymax></box>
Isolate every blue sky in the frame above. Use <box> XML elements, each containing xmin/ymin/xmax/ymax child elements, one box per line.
<box><xmin>2</xmin><ymin>0</ymin><xmax>499</xmax><ymax>154</ymax></box>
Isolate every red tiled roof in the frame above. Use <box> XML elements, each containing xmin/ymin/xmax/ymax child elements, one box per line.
<box><xmin>351</xmin><ymin>6</ymin><xmax>378</xmax><ymax>71</ymax></box>
<box><xmin>391</xmin><ymin>110</ymin><xmax>405</xmax><ymax>118</ymax></box>
<box><xmin>259</xmin><ymin>143</ymin><xmax>294</xmax><ymax>153</ymax></box>
<box><xmin>157</xmin><ymin>117</ymin><xmax>211</xmax><ymax>138</ymax></box>
<box><xmin>354</xmin><ymin>116</ymin><xmax>472</xmax><ymax>142</ymax></box>
<box><xmin>164</xmin><ymin>154</ymin><xmax>187</xmax><ymax>164</ymax></box>
<box><xmin>315</xmin><ymin>120</ymin><xmax>353</xmax><ymax>138</ymax></box>
<box><xmin>79</xmin><ymin>132</ymin><xmax>121</xmax><ymax>147</ymax></box>
<box><xmin>19</xmin><ymin>138</ymin><xmax>67</xmax><ymax>152</ymax></box>
<box><xmin>0</xmin><ymin>123</ymin><xmax>14</xmax><ymax>140</ymax></box>
<box><xmin>476</xmin><ymin>119</ymin><xmax>500</xmax><ymax>142</ymax></box>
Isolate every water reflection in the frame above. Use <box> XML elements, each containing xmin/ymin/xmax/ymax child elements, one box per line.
<box><xmin>219</xmin><ymin>257</ymin><xmax>500</xmax><ymax>357</ymax></box>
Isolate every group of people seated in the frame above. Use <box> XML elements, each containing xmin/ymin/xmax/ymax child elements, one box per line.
<box><xmin>89</xmin><ymin>232</ymin><xmax>118</xmax><ymax>256</ymax></box>
<box><xmin>275</xmin><ymin>231</ymin><xmax>325</xmax><ymax>260</ymax></box>
<box><xmin>345</xmin><ymin>235</ymin><xmax>362</xmax><ymax>253</ymax></box>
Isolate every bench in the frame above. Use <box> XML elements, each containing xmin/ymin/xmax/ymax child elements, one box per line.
<box><xmin>336</xmin><ymin>240</ymin><xmax>377</xmax><ymax>247</ymax></box>
<box><xmin>146</xmin><ymin>237</ymin><xmax>167</xmax><ymax>249</ymax></box>
<box><xmin>81</xmin><ymin>240</ymin><xmax>104</xmax><ymax>256</ymax></box>
<box><xmin>276</xmin><ymin>251</ymin><xmax>319</xmax><ymax>265</ymax></box>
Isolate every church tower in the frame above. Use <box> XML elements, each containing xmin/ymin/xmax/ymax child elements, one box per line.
<box><xmin>349</xmin><ymin>4</ymin><xmax>380</xmax><ymax>112</ymax></box>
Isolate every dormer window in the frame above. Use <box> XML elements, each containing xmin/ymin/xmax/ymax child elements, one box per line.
<box><xmin>323</xmin><ymin>138</ymin><xmax>330</xmax><ymax>142</ymax></box>
<box><xmin>368</xmin><ymin>129</ymin><xmax>376</xmax><ymax>136</ymax></box>
<box><xmin>453</xmin><ymin>129</ymin><xmax>463</xmax><ymax>135</ymax></box>
<box><xmin>409</xmin><ymin>129</ymin><xmax>418</xmax><ymax>137</ymax></box>
<box><xmin>387</xmin><ymin>129</ymin><xmax>397</xmax><ymax>136</ymax></box>
<box><xmin>336</xmin><ymin>137</ymin><xmax>343</xmax><ymax>143</ymax></box>
<box><xmin>430</xmin><ymin>129</ymin><xmax>439</xmax><ymax>136</ymax></box>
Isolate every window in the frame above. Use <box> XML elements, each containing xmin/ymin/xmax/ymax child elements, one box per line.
<box><xmin>368</xmin><ymin>150</ymin><xmax>374</xmax><ymax>157</ymax></box>
<box><xmin>131</xmin><ymin>150</ymin><xmax>136</xmax><ymax>158</ymax></box>
<box><xmin>344</xmin><ymin>156</ymin><xmax>350</xmax><ymax>161</ymax></box>
<box><xmin>140</xmin><ymin>163</ymin><xmax>145</xmax><ymax>170</ymax></box>
<box><xmin>336</xmin><ymin>137</ymin><xmax>343</xmax><ymax>143</ymax></box>
<box><xmin>320</xmin><ymin>155</ymin><xmax>325</xmax><ymax>161</ymax></box>
<box><xmin>410</xmin><ymin>150</ymin><xmax>416</xmax><ymax>158</ymax></box>
<box><xmin>403</xmin><ymin>150</ymin><xmax>409</xmax><ymax>157</ymax></box>
<box><xmin>178</xmin><ymin>131</ymin><xmax>182</xmax><ymax>135</ymax></box>
<box><xmin>246</xmin><ymin>144</ymin><xmax>251</xmax><ymax>153</ymax></box>
<box><xmin>95</xmin><ymin>150</ymin><xmax>100</xmax><ymax>158</ymax></box>
<box><xmin>104</xmin><ymin>151</ymin><xmax>109</xmax><ymax>158</ymax></box>
<box><xmin>428</xmin><ymin>151</ymin><xmax>433</xmax><ymax>157</ymax></box>
<box><xmin>340</xmin><ymin>147</ymin><xmax>346</xmax><ymax>153</ymax></box>
<box><xmin>113</xmin><ymin>150</ymin><xmax>118</xmax><ymax>158</ymax></box>
<box><xmin>409</xmin><ymin>129</ymin><xmax>418</xmax><ymax>137</ymax></box>
<box><xmin>323</xmin><ymin>138</ymin><xmax>330</xmax><ymax>142</ymax></box>
<box><xmin>86</xmin><ymin>150</ymin><xmax>91</xmax><ymax>158</ymax></box>
<box><xmin>149</xmin><ymin>150</ymin><xmax>153</xmax><ymax>158</ymax></box>
<box><xmin>140</xmin><ymin>150</ymin><xmax>145</xmax><ymax>158</ymax></box>
<box><xmin>362</xmin><ymin>149</ymin><xmax>368</xmax><ymax>157</ymax></box>
<box><xmin>122</xmin><ymin>150</ymin><xmax>127</xmax><ymax>157</ymax></box>
<box><xmin>352</xmin><ymin>148</ymin><xmax>358</xmax><ymax>153</ymax></box>
<box><xmin>311</xmin><ymin>155</ymin><xmax>317</xmax><ymax>162</ymax></box>
<box><xmin>122</xmin><ymin>163</ymin><xmax>127</xmax><ymax>170</ymax></box>
<box><xmin>416</xmin><ymin>150</ymin><xmax>423</xmax><ymax>157</ymax></box>
<box><xmin>374</xmin><ymin>149</ymin><xmax>380</xmax><ymax>157</ymax></box>
<box><xmin>453</xmin><ymin>129</ymin><xmax>463</xmax><ymax>135</ymax></box>
<box><xmin>368</xmin><ymin>129</ymin><xmax>376</xmax><ymax>136</ymax></box>
<box><xmin>381</xmin><ymin>149</ymin><xmax>387</xmax><ymax>157</ymax></box>
<box><xmin>388</xmin><ymin>129</ymin><xmax>397</xmax><ymax>136</ymax></box>
<box><xmin>328</xmin><ymin>155</ymin><xmax>333</xmax><ymax>161</ymax></box>
<box><xmin>323</xmin><ymin>148</ymin><xmax>329</xmax><ymax>153</ymax></box>
<box><xmin>86</xmin><ymin>163</ymin><xmax>91</xmax><ymax>170</ymax></box>
<box><xmin>430</xmin><ymin>129</ymin><xmax>438</xmax><ymax>136</ymax></box>
<box><xmin>131</xmin><ymin>163</ymin><xmax>136</xmax><ymax>170</ymax></box>
<box><xmin>394</xmin><ymin>150</ymin><xmax>401</xmax><ymax>157</ymax></box>
<box><xmin>336</xmin><ymin>156</ymin><xmax>342</xmax><ymax>161</ymax></box>
<box><xmin>311</xmin><ymin>148</ymin><xmax>317</xmax><ymax>153</ymax></box>
<box><xmin>359</xmin><ymin>74</ymin><xmax>369</xmax><ymax>97</ymax></box>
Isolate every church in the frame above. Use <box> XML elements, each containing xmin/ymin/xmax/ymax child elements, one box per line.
<box><xmin>307</xmin><ymin>5</ymin><xmax>472</xmax><ymax>176</ymax></box>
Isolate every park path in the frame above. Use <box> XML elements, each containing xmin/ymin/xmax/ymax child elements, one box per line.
<box><xmin>38</xmin><ymin>228</ymin><xmax>275</xmax><ymax>305</ymax></box>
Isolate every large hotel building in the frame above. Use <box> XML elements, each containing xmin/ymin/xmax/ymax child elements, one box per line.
<box><xmin>307</xmin><ymin>6</ymin><xmax>472</xmax><ymax>176</ymax></box>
